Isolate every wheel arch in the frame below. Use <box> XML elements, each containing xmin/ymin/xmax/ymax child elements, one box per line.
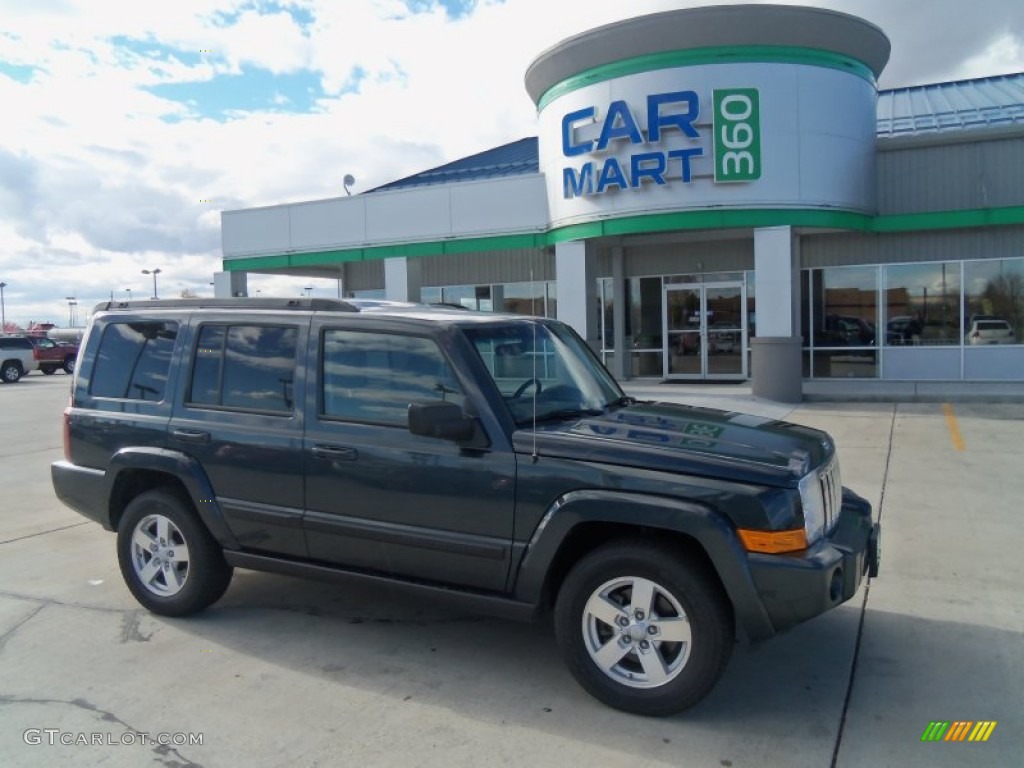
<box><xmin>513</xmin><ymin>490</ymin><xmax>775</xmax><ymax>641</ymax></box>
<box><xmin>106</xmin><ymin>448</ymin><xmax>240</xmax><ymax>549</ymax></box>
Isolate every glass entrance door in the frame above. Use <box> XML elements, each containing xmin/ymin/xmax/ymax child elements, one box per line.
<box><xmin>663</xmin><ymin>282</ymin><xmax>747</xmax><ymax>379</ymax></box>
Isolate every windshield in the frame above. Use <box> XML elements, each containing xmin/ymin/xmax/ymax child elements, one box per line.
<box><xmin>464</xmin><ymin>321</ymin><xmax>626</xmax><ymax>426</ymax></box>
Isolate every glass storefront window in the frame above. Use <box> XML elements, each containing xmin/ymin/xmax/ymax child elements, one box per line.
<box><xmin>349</xmin><ymin>289</ymin><xmax>386</xmax><ymax>300</ymax></box>
<box><xmin>883</xmin><ymin>262</ymin><xmax>960</xmax><ymax>346</ymax></box>
<box><xmin>809</xmin><ymin>266</ymin><xmax>879</xmax><ymax>349</ymax></box>
<box><xmin>628</xmin><ymin>277</ymin><xmax>664</xmax><ymax>351</ymax></box>
<box><xmin>745</xmin><ymin>270</ymin><xmax>756</xmax><ymax>341</ymax></box>
<box><xmin>620</xmin><ymin>277</ymin><xmax>665</xmax><ymax>377</ymax></box>
<box><xmin>964</xmin><ymin>258</ymin><xmax>1024</xmax><ymax>344</ymax></box>
<box><xmin>503</xmin><ymin>282</ymin><xmax>547</xmax><ymax>316</ymax></box>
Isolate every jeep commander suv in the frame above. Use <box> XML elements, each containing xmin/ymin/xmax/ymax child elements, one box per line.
<box><xmin>52</xmin><ymin>298</ymin><xmax>880</xmax><ymax>716</ymax></box>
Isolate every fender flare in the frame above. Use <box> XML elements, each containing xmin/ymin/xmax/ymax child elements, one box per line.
<box><xmin>513</xmin><ymin>490</ymin><xmax>775</xmax><ymax>641</ymax></box>
<box><xmin>106</xmin><ymin>447</ymin><xmax>240</xmax><ymax>549</ymax></box>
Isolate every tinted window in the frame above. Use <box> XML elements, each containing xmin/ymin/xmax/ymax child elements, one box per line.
<box><xmin>977</xmin><ymin>321</ymin><xmax>1010</xmax><ymax>331</ymax></box>
<box><xmin>91</xmin><ymin>322</ymin><xmax>178</xmax><ymax>401</ymax></box>
<box><xmin>0</xmin><ymin>337</ymin><xmax>33</xmax><ymax>350</ymax></box>
<box><xmin>321</xmin><ymin>331</ymin><xmax>464</xmax><ymax>425</ymax></box>
<box><xmin>188</xmin><ymin>324</ymin><xmax>298</xmax><ymax>413</ymax></box>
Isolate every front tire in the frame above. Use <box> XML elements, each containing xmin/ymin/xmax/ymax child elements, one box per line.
<box><xmin>63</xmin><ymin>357</ymin><xmax>76</xmax><ymax>374</ymax></box>
<box><xmin>554</xmin><ymin>540</ymin><xmax>734</xmax><ymax>716</ymax></box>
<box><xmin>1</xmin><ymin>361</ymin><xmax>22</xmax><ymax>383</ymax></box>
<box><xmin>117</xmin><ymin>489</ymin><xmax>233</xmax><ymax>616</ymax></box>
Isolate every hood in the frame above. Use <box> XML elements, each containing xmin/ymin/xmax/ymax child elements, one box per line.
<box><xmin>512</xmin><ymin>400</ymin><xmax>833</xmax><ymax>488</ymax></box>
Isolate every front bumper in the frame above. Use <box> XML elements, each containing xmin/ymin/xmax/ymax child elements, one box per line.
<box><xmin>747</xmin><ymin>489</ymin><xmax>879</xmax><ymax>635</ymax></box>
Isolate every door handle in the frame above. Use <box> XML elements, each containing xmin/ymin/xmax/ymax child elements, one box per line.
<box><xmin>172</xmin><ymin>429</ymin><xmax>211</xmax><ymax>444</ymax></box>
<box><xmin>312</xmin><ymin>444</ymin><xmax>358</xmax><ymax>461</ymax></box>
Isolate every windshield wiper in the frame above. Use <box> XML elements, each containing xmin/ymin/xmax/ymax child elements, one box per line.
<box><xmin>604</xmin><ymin>395</ymin><xmax>634</xmax><ymax>410</ymax></box>
<box><xmin>519</xmin><ymin>408</ymin><xmax>604</xmax><ymax>426</ymax></box>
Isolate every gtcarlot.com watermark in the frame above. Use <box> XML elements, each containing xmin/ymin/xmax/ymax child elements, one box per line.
<box><xmin>23</xmin><ymin>729</ymin><xmax>203</xmax><ymax>747</ymax></box>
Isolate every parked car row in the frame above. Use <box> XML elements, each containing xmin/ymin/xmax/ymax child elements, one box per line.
<box><xmin>0</xmin><ymin>335</ymin><xmax>79</xmax><ymax>382</ymax></box>
<box><xmin>809</xmin><ymin>313</ymin><xmax>1019</xmax><ymax>347</ymax></box>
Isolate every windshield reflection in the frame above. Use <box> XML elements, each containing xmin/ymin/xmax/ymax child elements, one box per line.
<box><xmin>465</xmin><ymin>322</ymin><xmax>625</xmax><ymax>425</ymax></box>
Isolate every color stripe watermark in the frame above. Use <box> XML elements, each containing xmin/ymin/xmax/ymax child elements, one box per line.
<box><xmin>921</xmin><ymin>721</ymin><xmax>997</xmax><ymax>742</ymax></box>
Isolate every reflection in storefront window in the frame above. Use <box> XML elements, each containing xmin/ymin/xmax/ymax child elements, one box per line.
<box><xmin>809</xmin><ymin>266</ymin><xmax>879</xmax><ymax>349</ymax></box>
<box><xmin>503</xmin><ymin>281</ymin><xmax>555</xmax><ymax>317</ymax></box>
<box><xmin>883</xmin><ymin>262</ymin><xmax>960</xmax><ymax>346</ymax></box>
<box><xmin>420</xmin><ymin>282</ymin><xmax>555</xmax><ymax>316</ymax></box>
<box><xmin>964</xmin><ymin>258</ymin><xmax>1024</xmax><ymax>345</ymax></box>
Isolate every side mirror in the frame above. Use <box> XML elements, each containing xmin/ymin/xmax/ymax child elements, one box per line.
<box><xmin>408</xmin><ymin>401</ymin><xmax>476</xmax><ymax>442</ymax></box>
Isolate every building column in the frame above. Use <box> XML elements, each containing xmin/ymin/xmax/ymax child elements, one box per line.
<box><xmin>384</xmin><ymin>257</ymin><xmax>422</xmax><ymax>303</ymax></box>
<box><xmin>213</xmin><ymin>271</ymin><xmax>248</xmax><ymax>298</ymax></box>
<box><xmin>555</xmin><ymin>240</ymin><xmax>598</xmax><ymax>349</ymax></box>
<box><xmin>751</xmin><ymin>226</ymin><xmax>802</xmax><ymax>402</ymax></box>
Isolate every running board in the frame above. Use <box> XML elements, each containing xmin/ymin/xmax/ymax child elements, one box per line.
<box><xmin>223</xmin><ymin>550</ymin><xmax>538</xmax><ymax>623</ymax></box>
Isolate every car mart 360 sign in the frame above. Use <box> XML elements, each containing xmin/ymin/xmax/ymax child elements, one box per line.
<box><xmin>560</xmin><ymin>88</ymin><xmax>761</xmax><ymax>198</ymax></box>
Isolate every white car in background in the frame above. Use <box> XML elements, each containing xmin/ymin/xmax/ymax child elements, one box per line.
<box><xmin>968</xmin><ymin>318</ymin><xmax>1016</xmax><ymax>345</ymax></box>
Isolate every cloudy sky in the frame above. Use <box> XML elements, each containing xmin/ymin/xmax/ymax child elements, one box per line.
<box><xmin>1</xmin><ymin>0</ymin><xmax>1022</xmax><ymax>328</ymax></box>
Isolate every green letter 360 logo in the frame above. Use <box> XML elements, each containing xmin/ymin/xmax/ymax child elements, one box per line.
<box><xmin>713</xmin><ymin>89</ymin><xmax>761</xmax><ymax>183</ymax></box>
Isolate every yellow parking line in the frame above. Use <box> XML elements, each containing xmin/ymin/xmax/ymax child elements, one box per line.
<box><xmin>942</xmin><ymin>403</ymin><xmax>966</xmax><ymax>451</ymax></box>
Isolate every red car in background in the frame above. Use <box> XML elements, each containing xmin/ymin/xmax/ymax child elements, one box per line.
<box><xmin>27</xmin><ymin>336</ymin><xmax>78</xmax><ymax>374</ymax></box>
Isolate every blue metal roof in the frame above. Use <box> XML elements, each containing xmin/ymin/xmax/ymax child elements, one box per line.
<box><xmin>368</xmin><ymin>74</ymin><xmax>1024</xmax><ymax>192</ymax></box>
<box><xmin>877</xmin><ymin>72</ymin><xmax>1024</xmax><ymax>138</ymax></box>
<box><xmin>366</xmin><ymin>137</ymin><xmax>538</xmax><ymax>193</ymax></box>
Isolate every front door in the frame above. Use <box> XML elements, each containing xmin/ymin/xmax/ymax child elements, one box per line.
<box><xmin>663</xmin><ymin>282</ymin><xmax>747</xmax><ymax>379</ymax></box>
<box><xmin>302</xmin><ymin>322</ymin><xmax>516</xmax><ymax>592</ymax></box>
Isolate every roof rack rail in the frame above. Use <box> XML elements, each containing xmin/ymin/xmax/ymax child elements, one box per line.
<box><xmin>91</xmin><ymin>297</ymin><xmax>360</xmax><ymax>314</ymax></box>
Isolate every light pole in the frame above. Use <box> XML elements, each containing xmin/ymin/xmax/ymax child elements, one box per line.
<box><xmin>142</xmin><ymin>268</ymin><xmax>162</xmax><ymax>299</ymax></box>
<box><xmin>65</xmin><ymin>296</ymin><xmax>77</xmax><ymax>327</ymax></box>
<box><xmin>0</xmin><ymin>282</ymin><xmax>6</xmax><ymax>331</ymax></box>
<box><xmin>304</xmin><ymin>285</ymin><xmax>313</xmax><ymax>297</ymax></box>
<box><xmin>125</xmin><ymin>288</ymin><xmax>133</xmax><ymax>301</ymax></box>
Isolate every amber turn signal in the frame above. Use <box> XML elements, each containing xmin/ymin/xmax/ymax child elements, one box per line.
<box><xmin>737</xmin><ymin>528</ymin><xmax>808</xmax><ymax>554</ymax></box>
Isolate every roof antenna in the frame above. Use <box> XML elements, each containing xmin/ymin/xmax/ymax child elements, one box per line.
<box><xmin>531</xmin><ymin>266</ymin><xmax>539</xmax><ymax>463</ymax></box>
<box><xmin>343</xmin><ymin>174</ymin><xmax>355</xmax><ymax>196</ymax></box>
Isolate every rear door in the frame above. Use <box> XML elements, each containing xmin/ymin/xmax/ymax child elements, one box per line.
<box><xmin>302</xmin><ymin>319</ymin><xmax>516</xmax><ymax>591</ymax></box>
<box><xmin>168</xmin><ymin>315</ymin><xmax>308</xmax><ymax>557</ymax></box>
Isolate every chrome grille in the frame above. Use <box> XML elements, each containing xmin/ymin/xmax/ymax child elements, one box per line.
<box><xmin>819</xmin><ymin>457</ymin><xmax>842</xmax><ymax>533</ymax></box>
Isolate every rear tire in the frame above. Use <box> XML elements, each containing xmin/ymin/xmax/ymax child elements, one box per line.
<box><xmin>554</xmin><ymin>539</ymin><xmax>734</xmax><ymax>716</ymax></box>
<box><xmin>63</xmin><ymin>357</ymin><xmax>76</xmax><ymax>374</ymax></box>
<box><xmin>117</xmin><ymin>489</ymin><xmax>233</xmax><ymax>616</ymax></box>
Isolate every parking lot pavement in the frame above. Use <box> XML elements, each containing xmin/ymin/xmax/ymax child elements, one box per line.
<box><xmin>1</xmin><ymin>376</ymin><xmax>1020</xmax><ymax>767</ymax></box>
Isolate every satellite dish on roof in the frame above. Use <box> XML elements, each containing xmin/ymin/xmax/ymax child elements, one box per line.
<box><xmin>343</xmin><ymin>174</ymin><xmax>355</xmax><ymax>196</ymax></box>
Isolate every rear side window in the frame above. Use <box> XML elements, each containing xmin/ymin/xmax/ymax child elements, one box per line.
<box><xmin>189</xmin><ymin>324</ymin><xmax>298</xmax><ymax>413</ymax></box>
<box><xmin>977</xmin><ymin>321</ymin><xmax>1010</xmax><ymax>331</ymax></box>
<box><xmin>0</xmin><ymin>337</ymin><xmax>33</xmax><ymax>350</ymax></box>
<box><xmin>91</xmin><ymin>321</ymin><xmax>179</xmax><ymax>401</ymax></box>
<box><xmin>321</xmin><ymin>330</ymin><xmax>464</xmax><ymax>425</ymax></box>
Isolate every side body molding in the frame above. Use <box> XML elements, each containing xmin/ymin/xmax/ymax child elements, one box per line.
<box><xmin>106</xmin><ymin>447</ymin><xmax>240</xmax><ymax>549</ymax></box>
<box><xmin>512</xmin><ymin>490</ymin><xmax>776</xmax><ymax>641</ymax></box>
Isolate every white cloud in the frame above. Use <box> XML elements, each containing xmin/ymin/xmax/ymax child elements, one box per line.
<box><xmin>1</xmin><ymin>0</ymin><xmax>1022</xmax><ymax>326</ymax></box>
<box><xmin>955</xmin><ymin>32</ymin><xmax>1024</xmax><ymax>81</ymax></box>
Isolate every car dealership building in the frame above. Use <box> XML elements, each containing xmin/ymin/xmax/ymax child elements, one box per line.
<box><xmin>218</xmin><ymin>4</ymin><xmax>1024</xmax><ymax>401</ymax></box>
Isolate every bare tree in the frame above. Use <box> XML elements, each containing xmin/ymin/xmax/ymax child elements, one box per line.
<box><xmin>984</xmin><ymin>273</ymin><xmax>1024</xmax><ymax>334</ymax></box>
<box><xmin>180</xmin><ymin>288</ymin><xmax>198</xmax><ymax>299</ymax></box>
